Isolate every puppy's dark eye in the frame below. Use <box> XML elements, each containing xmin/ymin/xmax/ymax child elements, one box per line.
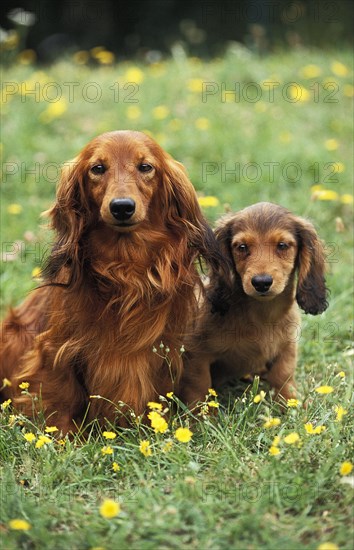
<box><xmin>237</xmin><ymin>244</ymin><xmax>249</xmax><ymax>253</ymax></box>
<box><xmin>277</xmin><ymin>242</ymin><xmax>289</xmax><ymax>251</ymax></box>
<box><xmin>91</xmin><ymin>165</ymin><xmax>106</xmax><ymax>175</ymax></box>
<box><xmin>138</xmin><ymin>163</ymin><xmax>154</xmax><ymax>173</ymax></box>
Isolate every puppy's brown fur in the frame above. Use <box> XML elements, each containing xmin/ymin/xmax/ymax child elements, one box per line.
<box><xmin>180</xmin><ymin>202</ymin><xmax>328</xmax><ymax>405</ymax></box>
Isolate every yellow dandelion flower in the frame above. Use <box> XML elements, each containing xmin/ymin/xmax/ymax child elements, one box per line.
<box><xmin>253</xmin><ymin>390</ymin><xmax>266</xmax><ymax>404</ymax></box>
<box><xmin>263</xmin><ymin>417</ymin><xmax>281</xmax><ymax>429</ymax></box>
<box><xmin>317</xmin><ymin>543</ymin><xmax>339</xmax><ymax>550</ymax></box>
<box><xmin>139</xmin><ymin>440</ymin><xmax>152</xmax><ymax>457</ymax></box>
<box><xmin>341</xmin><ymin>194</ymin><xmax>353</xmax><ymax>205</ymax></box>
<box><xmin>73</xmin><ymin>50</ymin><xmax>89</xmax><ymax>65</ymax></box>
<box><xmin>9</xmin><ymin>519</ymin><xmax>31</xmax><ymax>531</ymax></box>
<box><xmin>23</xmin><ymin>432</ymin><xmax>36</xmax><ymax>443</ymax></box>
<box><xmin>1</xmin><ymin>399</ymin><xmax>12</xmax><ymax>411</ymax></box>
<box><xmin>101</xmin><ymin>446</ymin><xmax>113</xmax><ymax>455</ymax></box>
<box><xmin>339</xmin><ymin>461</ymin><xmax>353</xmax><ymax>476</ymax></box>
<box><xmin>324</xmin><ymin>138</ymin><xmax>339</xmax><ymax>151</ymax></box>
<box><xmin>95</xmin><ymin>50</ymin><xmax>115</xmax><ymax>65</ymax></box>
<box><xmin>338</xmin><ymin>371</ymin><xmax>346</xmax><ymax>378</ymax></box>
<box><xmin>162</xmin><ymin>440</ymin><xmax>173</xmax><ymax>453</ymax></box>
<box><xmin>19</xmin><ymin>382</ymin><xmax>29</xmax><ymax>390</ymax></box>
<box><xmin>39</xmin><ymin>98</ymin><xmax>68</xmax><ymax>123</ymax></box>
<box><xmin>187</xmin><ymin>78</ymin><xmax>204</xmax><ymax>93</ymax></box>
<box><xmin>343</xmin><ymin>84</ymin><xmax>354</xmax><ymax>97</ymax></box>
<box><xmin>2</xmin><ymin>378</ymin><xmax>12</xmax><ymax>388</ymax></box>
<box><xmin>126</xmin><ymin>105</ymin><xmax>141</xmax><ymax>120</ymax></box>
<box><xmin>175</xmin><ymin>427</ymin><xmax>193</xmax><ymax>443</ymax></box>
<box><xmin>58</xmin><ymin>439</ymin><xmax>66</xmax><ymax>446</ymax></box>
<box><xmin>166</xmin><ymin>391</ymin><xmax>174</xmax><ymax>398</ymax></box>
<box><xmin>102</xmin><ymin>431</ymin><xmax>117</xmax><ymax>439</ymax></box>
<box><xmin>7</xmin><ymin>204</ymin><xmax>23</xmax><ymax>215</ymax></box>
<box><xmin>304</xmin><ymin>423</ymin><xmax>316</xmax><ymax>434</ymax></box>
<box><xmin>9</xmin><ymin>414</ymin><xmax>17</xmax><ymax>426</ymax></box>
<box><xmin>334</xmin><ymin>162</ymin><xmax>345</xmax><ymax>173</ymax></box>
<box><xmin>90</xmin><ymin>46</ymin><xmax>105</xmax><ymax>56</ymax></box>
<box><xmin>32</xmin><ymin>267</ymin><xmax>42</xmax><ymax>278</ymax></box>
<box><xmin>272</xmin><ymin>436</ymin><xmax>281</xmax><ymax>447</ymax></box>
<box><xmin>313</xmin><ymin>189</ymin><xmax>339</xmax><ymax>201</ymax></box>
<box><xmin>35</xmin><ymin>435</ymin><xmax>52</xmax><ymax>448</ymax></box>
<box><xmin>17</xmin><ymin>49</ymin><xmax>37</xmax><ymax>65</ymax></box>
<box><xmin>197</xmin><ymin>196</ymin><xmax>220</xmax><ymax>208</ymax></box>
<box><xmin>288</xmin><ymin>85</ymin><xmax>310</xmax><ymax>102</ymax></box>
<box><xmin>269</xmin><ymin>445</ymin><xmax>281</xmax><ymax>456</ymax></box>
<box><xmin>99</xmin><ymin>498</ymin><xmax>121</xmax><ymax>518</ymax></box>
<box><xmin>300</xmin><ymin>86</ymin><xmax>311</xmax><ymax>102</ymax></box>
<box><xmin>334</xmin><ymin>405</ymin><xmax>348</xmax><ymax>422</ymax></box>
<box><xmin>112</xmin><ymin>462</ymin><xmax>121</xmax><ymax>472</ymax></box>
<box><xmin>283</xmin><ymin>432</ymin><xmax>300</xmax><ymax>445</ymax></box>
<box><xmin>300</xmin><ymin>64</ymin><xmax>322</xmax><ymax>79</ymax></box>
<box><xmin>147</xmin><ymin>401</ymin><xmax>163</xmax><ymax>411</ymax></box>
<box><xmin>152</xmin><ymin>105</ymin><xmax>169</xmax><ymax>119</ymax></box>
<box><xmin>304</xmin><ymin>422</ymin><xmax>326</xmax><ymax>434</ymax></box>
<box><xmin>315</xmin><ymin>385</ymin><xmax>334</xmax><ymax>394</ymax></box>
<box><xmin>287</xmin><ymin>398</ymin><xmax>299</xmax><ymax>407</ymax></box>
<box><xmin>45</xmin><ymin>426</ymin><xmax>58</xmax><ymax>433</ymax></box>
<box><xmin>124</xmin><ymin>67</ymin><xmax>144</xmax><ymax>84</ymax></box>
<box><xmin>195</xmin><ymin>117</ymin><xmax>210</xmax><ymax>130</ymax></box>
<box><xmin>331</xmin><ymin>61</ymin><xmax>349</xmax><ymax>77</ymax></box>
<box><xmin>208</xmin><ymin>388</ymin><xmax>217</xmax><ymax>397</ymax></box>
<box><xmin>208</xmin><ymin>400</ymin><xmax>219</xmax><ymax>408</ymax></box>
<box><xmin>148</xmin><ymin>411</ymin><xmax>168</xmax><ymax>433</ymax></box>
<box><xmin>314</xmin><ymin>426</ymin><xmax>326</xmax><ymax>434</ymax></box>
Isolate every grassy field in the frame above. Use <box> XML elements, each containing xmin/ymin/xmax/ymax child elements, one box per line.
<box><xmin>0</xmin><ymin>47</ymin><xmax>353</xmax><ymax>549</ymax></box>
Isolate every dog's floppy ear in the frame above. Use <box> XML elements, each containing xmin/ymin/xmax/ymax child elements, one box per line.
<box><xmin>214</xmin><ymin>216</ymin><xmax>234</xmax><ymax>263</ymax></box>
<box><xmin>294</xmin><ymin>217</ymin><xmax>328</xmax><ymax>315</ymax></box>
<box><xmin>208</xmin><ymin>216</ymin><xmax>236</xmax><ymax>315</ymax></box>
<box><xmin>162</xmin><ymin>157</ymin><xmax>226</xmax><ymax>277</ymax></box>
<box><xmin>42</xmin><ymin>157</ymin><xmax>92</xmax><ymax>286</ymax></box>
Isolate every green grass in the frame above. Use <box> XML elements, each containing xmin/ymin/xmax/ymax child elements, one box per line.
<box><xmin>1</xmin><ymin>49</ymin><xmax>353</xmax><ymax>549</ymax></box>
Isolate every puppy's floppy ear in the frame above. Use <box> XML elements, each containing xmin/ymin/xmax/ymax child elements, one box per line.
<box><xmin>214</xmin><ymin>217</ymin><xmax>234</xmax><ymax>264</ymax></box>
<box><xmin>42</xmin><ymin>157</ymin><xmax>92</xmax><ymax>286</ymax></box>
<box><xmin>162</xmin><ymin>157</ymin><xmax>226</xmax><ymax>276</ymax></box>
<box><xmin>294</xmin><ymin>217</ymin><xmax>328</xmax><ymax>315</ymax></box>
<box><xmin>208</xmin><ymin>216</ymin><xmax>236</xmax><ymax>315</ymax></box>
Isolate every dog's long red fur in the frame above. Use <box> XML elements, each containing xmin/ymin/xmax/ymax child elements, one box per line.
<box><xmin>0</xmin><ymin>130</ymin><xmax>223</xmax><ymax>433</ymax></box>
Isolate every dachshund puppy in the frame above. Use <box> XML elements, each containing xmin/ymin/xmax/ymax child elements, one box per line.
<box><xmin>0</xmin><ymin>130</ymin><xmax>224</xmax><ymax>433</ymax></box>
<box><xmin>180</xmin><ymin>202</ymin><xmax>328</xmax><ymax>405</ymax></box>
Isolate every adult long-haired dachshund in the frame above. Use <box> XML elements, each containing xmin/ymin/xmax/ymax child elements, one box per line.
<box><xmin>0</xmin><ymin>130</ymin><xmax>224</xmax><ymax>433</ymax></box>
<box><xmin>180</xmin><ymin>202</ymin><xmax>328</xmax><ymax>406</ymax></box>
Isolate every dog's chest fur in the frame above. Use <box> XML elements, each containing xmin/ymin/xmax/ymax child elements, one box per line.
<box><xmin>199</xmin><ymin>298</ymin><xmax>300</xmax><ymax>376</ymax></box>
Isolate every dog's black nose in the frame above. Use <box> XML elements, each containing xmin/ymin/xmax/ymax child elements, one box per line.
<box><xmin>109</xmin><ymin>198</ymin><xmax>136</xmax><ymax>221</ymax></box>
<box><xmin>251</xmin><ymin>274</ymin><xmax>273</xmax><ymax>293</ymax></box>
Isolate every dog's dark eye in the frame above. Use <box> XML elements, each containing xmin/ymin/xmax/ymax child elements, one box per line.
<box><xmin>237</xmin><ymin>244</ymin><xmax>249</xmax><ymax>253</ymax></box>
<box><xmin>91</xmin><ymin>165</ymin><xmax>106</xmax><ymax>175</ymax></box>
<box><xmin>138</xmin><ymin>163</ymin><xmax>154</xmax><ymax>173</ymax></box>
<box><xmin>277</xmin><ymin>242</ymin><xmax>289</xmax><ymax>251</ymax></box>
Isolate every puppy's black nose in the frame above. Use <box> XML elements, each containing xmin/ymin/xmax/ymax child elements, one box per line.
<box><xmin>109</xmin><ymin>198</ymin><xmax>136</xmax><ymax>221</ymax></box>
<box><xmin>251</xmin><ymin>274</ymin><xmax>273</xmax><ymax>293</ymax></box>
